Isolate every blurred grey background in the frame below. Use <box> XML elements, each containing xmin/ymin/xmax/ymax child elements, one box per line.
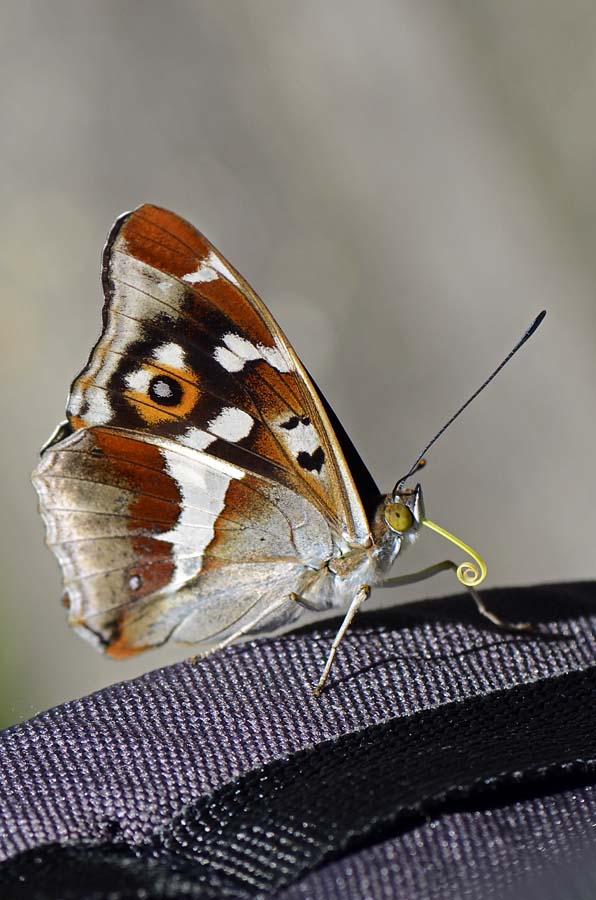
<box><xmin>1</xmin><ymin>2</ymin><xmax>595</xmax><ymax>729</ymax></box>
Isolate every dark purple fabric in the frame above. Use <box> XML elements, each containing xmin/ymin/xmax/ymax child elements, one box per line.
<box><xmin>277</xmin><ymin>786</ymin><xmax>596</xmax><ymax>900</ymax></box>
<box><xmin>0</xmin><ymin>581</ymin><xmax>595</xmax><ymax>898</ymax></box>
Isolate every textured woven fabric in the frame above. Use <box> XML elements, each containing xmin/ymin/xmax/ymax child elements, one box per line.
<box><xmin>0</xmin><ymin>581</ymin><xmax>595</xmax><ymax>898</ymax></box>
<box><xmin>278</xmin><ymin>787</ymin><xmax>596</xmax><ymax>900</ymax></box>
<box><xmin>2</xmin><ymin>668</ymin><xmax>596</xmax><ymax>898</ymax></box>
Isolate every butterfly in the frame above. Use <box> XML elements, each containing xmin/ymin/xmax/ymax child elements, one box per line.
<box><xmin>33</xmin><ymin>205</ymin><xmax>541</xmax><ymax>694</ymax></box>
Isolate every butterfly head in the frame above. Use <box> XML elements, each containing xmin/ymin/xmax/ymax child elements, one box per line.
<box><xmin>365</xmin><ymin>484</ymin><xmax>424</xmax><ymax>574</ymax></box>
<box><xmin>383</xmin><ymin>483</ymin><xmax>424</xmax><ymax>544</ymax></box>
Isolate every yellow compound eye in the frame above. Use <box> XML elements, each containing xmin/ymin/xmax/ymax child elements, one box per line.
<box><xmin>384</xmin><ymin>501</ymin><xmax>414</xmax><ymax>533</ymax></box>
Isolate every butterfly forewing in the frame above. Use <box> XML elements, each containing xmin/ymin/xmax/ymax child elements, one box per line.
<box><xmin>67</xmin><ymin>205</ymin><xmax>371</xmax><ymax>540</ymax></box>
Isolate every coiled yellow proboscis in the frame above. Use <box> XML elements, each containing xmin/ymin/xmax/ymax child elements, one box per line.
<box><xmin>421</xmin><ymin>518</ymin><xmax>487</xmax><ymax>587</ymax></box>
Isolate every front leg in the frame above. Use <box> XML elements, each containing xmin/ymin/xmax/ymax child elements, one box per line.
<box><xmin>313</xmin><ymin>585</ymin><xmax>371</xmax><ymax>697</ymax></box>
<box><xmin>381</xmin><ymin>563</ymin><xmax>531</xmax><ymax>631</ymax></box>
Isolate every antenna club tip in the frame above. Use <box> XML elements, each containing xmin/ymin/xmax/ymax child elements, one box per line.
<box><xmin>527</xmin><ymin>310</ymin><xmax>547</xmax><ymax>337</ymax></box>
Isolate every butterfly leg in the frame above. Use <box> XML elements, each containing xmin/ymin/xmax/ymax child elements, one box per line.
<box><xmin>289</xmin><ymin>591</ymin><xmax>321</xmax><ymax>612</ymax></box>
<box><xmin>313</xmin><ymin>585</ymin><xmax>371</xmax><ymax>697</ymax></box>
<box><xmin>381</xmin><ymin>560</ymin><xmax>458</xmax><ymax>587</ymax></box>
<box><xmin>381</xmin><ymin>563</ymin><xmax>532</xmax><ymax>631</ymax></box>
<box><xmin>189</xmin><ymin>593</ymin><xmax>300</xmax><ymax>663</ymax></box>
<box><xmin>466</xmin><ymin>586</ymin><xmax>531</xmax><ymax>631</ymax></box>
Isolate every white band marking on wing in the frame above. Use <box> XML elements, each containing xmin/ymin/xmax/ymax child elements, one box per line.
<box><xmin>181</xmin><ymin>427</ymin><xmax>216</xmax><ymax>452</ymax></box>
<box><xmin>152</xmin><ymin>342</ymin><xmax>186</xmax><ymax>368</ymax></box>
<box><xmin>214</xmin><ymin>332</ymin><xmax>290</xmax><ymax>374</ymax></box>
<box><xmin>208</xmin><ymin>407</ymin><xmax>253</xmax><ymax>442</ymax></box>
<box><xmin>157</xmin><ymin>445</ymin><xmax>244</xmax><ymax>585</ymax></box>
<box><xmin>124</xmin><ymin>368</ymin><xmax>151</xmax><ymax>392</ymax></box>
<box><xmin>182</xmin><ymin>251</ymin><xmax>239</xmax><ymax>287</ymax></box>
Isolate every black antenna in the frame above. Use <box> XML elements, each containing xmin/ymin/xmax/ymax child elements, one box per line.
<box><xmin>395</xmin><ymin>310</ymin><xmax>546</xmax><ymax>493</ymax></box>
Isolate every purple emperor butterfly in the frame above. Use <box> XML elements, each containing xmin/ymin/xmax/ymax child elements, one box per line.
<box><xmin>33</xmin><ymin>205</ymin><xmax>543</xmax><ymax>693</ymax></box>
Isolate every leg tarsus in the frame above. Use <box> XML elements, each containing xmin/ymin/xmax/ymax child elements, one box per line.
<box><xmin>469</xmin><ymin>587</ymin><xmax>532</xmax><ymax>632</ymax></box>
<box><xmin>313</xmin><ymin>585</ymin><xmax>371</xmax><ymax>697</ymax></box>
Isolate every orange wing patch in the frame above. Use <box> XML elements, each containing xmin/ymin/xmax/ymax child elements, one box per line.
<box><xmin>122</xmin><ymin>205</ymin><xmax>276</xmax><ymax>349</ymax></box>
<box><xmin>123</xmin><ymin>355</ymin><xmax>201</xmax><ymax>425</ymax></box>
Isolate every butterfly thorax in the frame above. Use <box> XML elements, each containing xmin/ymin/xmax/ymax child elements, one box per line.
<box><xmin>325</xmin><ymin>489</ymin><xmax>420</xmax><ymax>598</ymax></box>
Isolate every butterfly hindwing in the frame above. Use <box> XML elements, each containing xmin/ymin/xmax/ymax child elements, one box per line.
<box><xmin>33</xmin><ymin>426</ymin><xmax>334</xmax><ymax>656</ymax></box>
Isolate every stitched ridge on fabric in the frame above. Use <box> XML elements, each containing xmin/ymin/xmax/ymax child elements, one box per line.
<box><xmin>277</xmin><ymin>787</ymin><xmax>596</xmax><ymax>900</ymax></box>
<box><xmin>2</xmin><ymin>665</ymin><xmax>595</xmax><ymax>900</ymax></box>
